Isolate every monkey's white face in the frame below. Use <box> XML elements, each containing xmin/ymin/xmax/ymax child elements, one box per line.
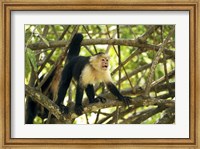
<box><xmin>101</xmin><ymin>57</ymin><xmax>109</xmax><ymax>70</ymax></box>
<box><xmin>90</xmin><ymin>53</ymin><xmax>110</xmax><ymax>72</ymax></box>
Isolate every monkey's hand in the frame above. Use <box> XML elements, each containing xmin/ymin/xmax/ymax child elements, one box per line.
<box><xmin>75</xmin><ymin>105</ymin><xmax>84</xmax><ymax>116</ymax></box>
<box><xmin>60</xmin><ymin>104</ymin><xmax>69</xmax><ymax>114</ymax></box>
<box><xmin>120</xmin><ymin>96</ymin><xmax>131</xmax><ymax>107</ymax></box>
<box><xmin>93</xmin><ymin>96</ymin><xmax>107</xmax><ymax>103</ymax></box>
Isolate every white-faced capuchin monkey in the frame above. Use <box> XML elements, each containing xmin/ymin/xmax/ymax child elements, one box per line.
<box><xmin>56</xmin><ymin>33</ymin><xmax>130</xmax><ymax>115</ymax></box>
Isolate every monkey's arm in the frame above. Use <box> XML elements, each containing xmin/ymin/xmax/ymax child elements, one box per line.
<box><xmin>106</xmin><ymin>82</ymin><xmax>130</xmax><ymax>106</ymax></box>
<box><xmin>85</xmin><ymin>84</ymin><xmax>106</xmax><ymax>103</ymax></box>
<box><xmin>85</xmin><ymin>84</ymin><xmax>95</xmax><ymax>103</ymax></box>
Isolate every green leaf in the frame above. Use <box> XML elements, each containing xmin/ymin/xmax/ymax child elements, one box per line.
<box><xmin>33</xmin><ymin>116</ymin><xmax>43</xmax><ymax>124</ymax></box>
<box><xmin>25</xmin><ymin>51</ymin><xmax>31</xmax><ymax>79</ymax></box>
<box><xmin>25</xmin><ymin>25</ymin><xmax>30</xmax><ymax>31</ymax></box>
<box><xmin>26</xmin><ymin>48</ymin><xmax>38</xmax><ymax>73</ymax></box>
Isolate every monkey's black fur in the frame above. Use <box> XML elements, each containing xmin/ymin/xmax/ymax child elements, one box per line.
<box><xmin>56</xmin><ymin>33</ymin><xmax>130</xmax><ymax>115</ymax></box>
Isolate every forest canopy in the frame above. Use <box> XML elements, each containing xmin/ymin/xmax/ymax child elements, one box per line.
<box><xmin>25</xmin><ymin>25</ymin><xmax>175</xmax><ymax>124</ymax></box>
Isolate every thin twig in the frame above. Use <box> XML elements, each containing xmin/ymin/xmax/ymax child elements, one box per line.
<box><xmin>94</xmin><ymin>110</ymin><xmax>101</xmax><ymax>124</ymax></box>
<box><xmin>144</xmin><ymin>27</ymin><xmax>175</xmax><ymax>97</ymax></box>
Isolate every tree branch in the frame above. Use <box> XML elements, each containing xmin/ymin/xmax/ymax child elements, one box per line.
<box><xmin>25</xmin><ymin>84</ymin><xmax>174</xmax><ymax>123</ymax></box>
<box><xmin>67</xmin><ymin>95</ymin><xmax>175</xmax><ymax>120</ymax></box>
<box><xmin>156</xmin><ymin>107</ymin><xmax>175</xmax><ymax>124</ymax></box>
<box><xmin>25</xmin><ymin>85</ymin><xmax>67</xmax><ymax>122</ymax></box>
<box><xmin>144</xmin><ymin>27</ymin><xmax>175</xmax><ymax>97</ymax></box>
<box><xmin>120</xmin><ymin>106</ymin><xmax>166</xmax><ymax>124</ymax></box>
<box><xmin>27</xmin><ymin>40</ymin><xmax>174</xmax><ymax>58</ymax></box>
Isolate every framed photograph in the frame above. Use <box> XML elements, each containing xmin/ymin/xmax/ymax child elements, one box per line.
<box><xmin>0</xmin><ymin>0</ymin><xmax>199</xmax><ymax>148</ymax></box>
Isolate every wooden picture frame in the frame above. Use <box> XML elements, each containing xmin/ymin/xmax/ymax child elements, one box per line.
<box><xmin>0</xmin><ymin>0</ymin><xmax>199</xmax><ymax>148</ymax></box>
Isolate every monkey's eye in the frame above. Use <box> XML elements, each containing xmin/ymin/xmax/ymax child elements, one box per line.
<box><xmin>102</xmin><ymin>59</ymin><xmax>105</xmax><ymax>62</ymax></box>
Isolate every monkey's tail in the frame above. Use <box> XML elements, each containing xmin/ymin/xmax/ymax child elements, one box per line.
<box><xmin>67</xmin><ymin>33</ymin><xmax>83</xmax><ymax>61</ymax></box>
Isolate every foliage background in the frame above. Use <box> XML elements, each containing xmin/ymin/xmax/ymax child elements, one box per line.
<box><xmin>25</xmin><ymin>25</ymin><xmax>175</xmax><ymax>124</ymax></box>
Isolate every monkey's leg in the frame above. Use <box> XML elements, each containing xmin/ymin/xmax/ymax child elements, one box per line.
<box><xmin>85</xmin><ymin>85</ymin><xmax>107</xmax><ymax>103</ymax></box>
<box><xmin>56</xmin><ymin>66</ymin><xmax>72</xmax><ymax>114</ymax></box>
<box><xmin>75</xmin><ymin>84</ymin><xmax>84</xmax><ymax>115</ymax></box>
